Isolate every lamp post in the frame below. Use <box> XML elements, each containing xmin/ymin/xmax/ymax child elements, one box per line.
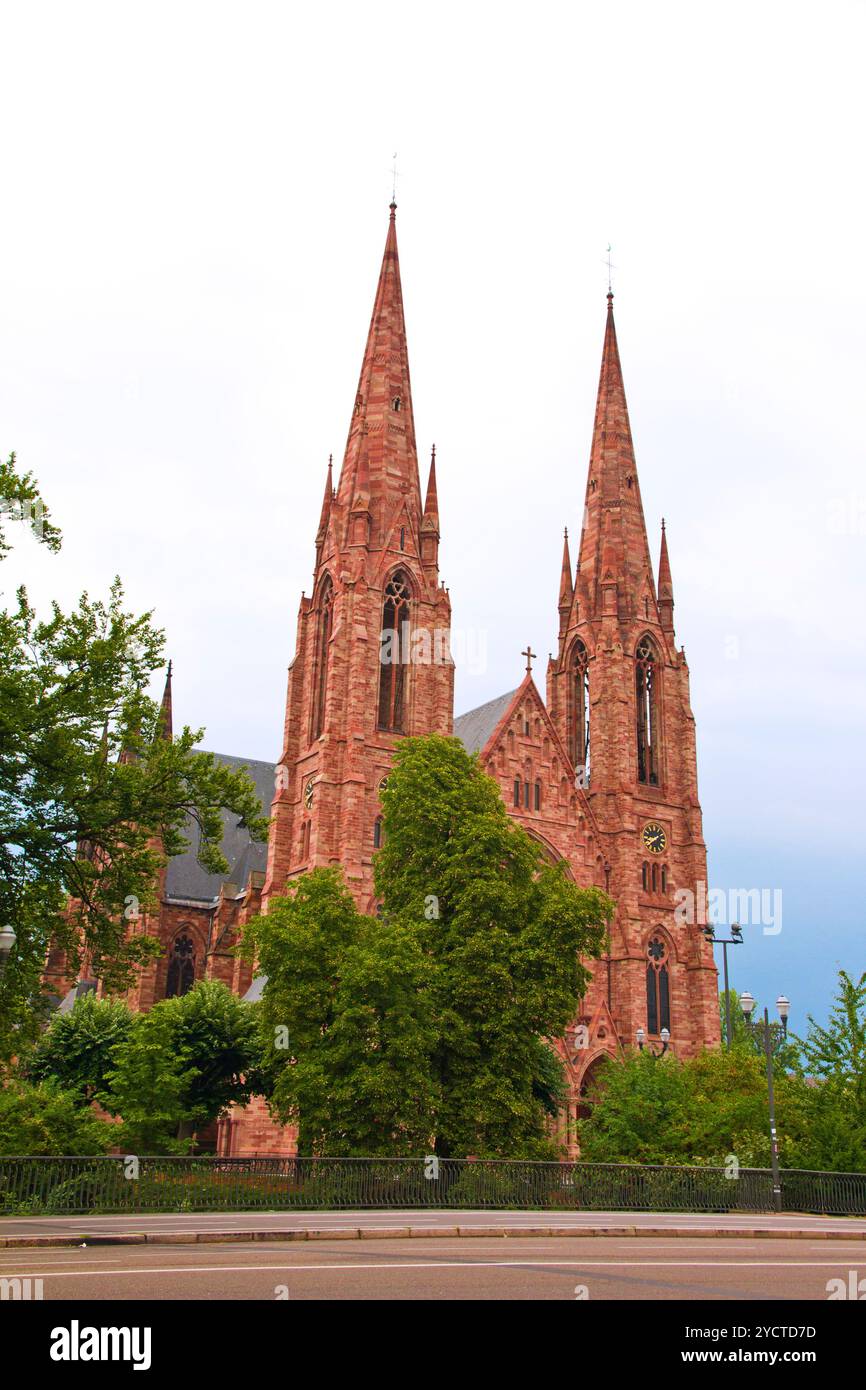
<box><xmin>0</xmin><ymin>925</ymin><xmax>15</xmax><ymax>977</ymax></box>
<box><xmin>740</xmin><ymin>990</ymin><xmax>790</xmax><ymax>1052</ymax></box>
<box><xmin>636</xmin><ymin>1026</ymin><xmax>670</xmax><ymax>1057</ymax></box>
<box><xmin>739</xmin><ymin>991</ymin><xmax>792</xmax><ymax>1215</ymax></box>
<box><xmin>703</xmin><ymin>922</ymin><xmax>743</xmax><ymax>1049</ymax></box>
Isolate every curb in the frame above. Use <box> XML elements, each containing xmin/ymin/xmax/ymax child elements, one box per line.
<box><xmin>2</xmin><ymin>1223</ymin><xmax>865</xmax><ymax>1249</ymax></box>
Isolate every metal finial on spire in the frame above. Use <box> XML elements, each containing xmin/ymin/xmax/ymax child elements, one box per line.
<box><xmin>390</xmin><ymin>152</ymin><xmax>398</xmax><ymax>207</ymax></box>
<box><xmin>431</xmin><ymin>442</ymin><xmax>436</xmax><ymax>461</ymax></box>
<box><xmin>661</xmin><ymin>516</ymin><xmax>666</xmax><ymax>531</ymax></box>
<box><xmin>604</xmin><ymin>243</ymin><xmax>617</xmax><ymax>295</ymax></box>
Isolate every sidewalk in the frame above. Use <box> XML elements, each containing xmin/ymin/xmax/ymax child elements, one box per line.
<box><xmin>2</xmin><ymin>1207</ymin><xmax>864</xmax><ymax>1248</ymax></box>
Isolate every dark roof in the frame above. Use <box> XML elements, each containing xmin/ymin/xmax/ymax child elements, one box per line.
<box><xmin>164</xmin><ymin>752</ymin><xmax>275</xmax><ymax>904</ymax></box>
<box><xmin>453</xmin><ymin>689</ymin><xmax>518</xmax><ymax>756</ymax></box>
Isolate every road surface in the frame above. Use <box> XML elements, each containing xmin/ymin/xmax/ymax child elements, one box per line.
<box><xmin>2</xmin><ymin>1232</ymin><xmax>865</xmax><ymax>1300</ymax></box>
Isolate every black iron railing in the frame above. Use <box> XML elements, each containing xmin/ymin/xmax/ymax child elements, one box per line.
<box><xmin>0</xmin><ymin>1156</ymin><xmax>864</xmax><ymax>1217</ymax></box>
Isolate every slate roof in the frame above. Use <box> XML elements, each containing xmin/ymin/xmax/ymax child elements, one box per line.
<box><xmin>164</xmin><ymin>752</ymin><xmax>275</xmax><ymax>904</ymax></box>
<box><xmin>453</xmin><ymin>689</ymin><xmax>518</xmax><ymax>756</ymax></box>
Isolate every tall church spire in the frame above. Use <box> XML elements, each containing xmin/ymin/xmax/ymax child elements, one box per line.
<box><xmin>157</xmin><ymin>660</ymin><xmax>173</xmax><ymax>741</ymax></box>
<box><xmin>335</xmin><ymin>202</ymin><xmax>422</xmax><ymax>528</ymax></box>
<box><xmin>577</xmin><ymin>294</ymin><xmax>655</xmax><ymax>618</ymax></box>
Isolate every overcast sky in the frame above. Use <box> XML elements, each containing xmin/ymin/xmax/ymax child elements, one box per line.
<box><xmin>2</xmin><ymin>1</ymin><xmax>864</xmax><ymax>1034</ymax></box>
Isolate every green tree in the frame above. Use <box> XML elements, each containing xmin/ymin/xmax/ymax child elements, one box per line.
<box><xmin>531</xmin><ymin>1038</ymin><xmax>570</xmax><ymax>1117</ymax></box>
<box><xmin>154</xmin><ymin>980</ymin><xmax>262</xmax><ymax>1138</ymax></box>
<box><xmin>23</xmin><ymin>981</ymin><xmax>260</xmax><ymax>1145</ymax></box>
<box><xmin>578</xmin><ymin>1046</ymin><xmax>811</xmax><ymax>1169</ymax></box>
<box><xmin>0</xmin><ymin>452</ymin><xmax>61</xmax><ymax>559</ymax></box>
<box><xmin>798</xmin><ymin>971</ymin><xmax>866</xmax><ymax>1100</ymax></box>
<box><xmin>0</xmin><ymin>1078</ymin><xmax>114</xmax><ymax>1156</ymax></box>
<box><xmin>374</xmin><ymin>734</ymin><xmax>611</xmax><ymax>1157</ymax></box>
<box><xmin>0</xmin><ymin>460</ymin><xmax>269</xmax><ymax>1060</ymax></box>
<box><xmin>102</xmin><ymin>1009</ymin><xmax>194</xmax><ymax>1154</ymax></box>
<box><xmin>788</xmin><ymin>1077</ymin><xmax>866</xmax><ymax>1173</ymax></box>
<box><xmin>788</xmin><ymin>971</ymin><xmax>866</xmax><ymax>1172</ymax></box>
<box><xmin>26</xmin><ymin>993</ymin><xmax>133</xmax><ymax>1104</ymax></box>
<box><xmin>244</xmin><ymin>869</ymin><xmax>439</xmax><ymax>1156</ymax></box>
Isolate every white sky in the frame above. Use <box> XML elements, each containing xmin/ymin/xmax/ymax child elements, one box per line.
<box><xmin>2</xmin><ymin>1</ymin><xmax>864</xmax><ymax>1030</ymax></box>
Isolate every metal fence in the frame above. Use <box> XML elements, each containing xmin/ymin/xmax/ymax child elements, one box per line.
<box><xmin>0</xmin><ymin>1156</ymin><xmax>864</xmax><ymax>1217</ymax></box>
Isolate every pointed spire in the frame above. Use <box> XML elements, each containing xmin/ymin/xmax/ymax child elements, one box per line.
<box><xmin>559</xmin><ymin>527</ymin><xmax>573</xmax><ymax>608</ymax></box>
<box><xmin>657</xmin><ymin>518</ymin><xmax>675</xmax><ymax>634</ymax></box>
<box><xmin>317</xmin><ymin>456</ymin><xmax>333</xmax><ymax>539</ymax></box>
<box><xmin>157</xmin><ymin>660</ymin><xmax>173</xmax><ymax>741</ymax></box>
<box><xmin>336</xmin><ymin>203</ymin><xmax>422</xmax><ymax>532</ymax></box>
<box><xmin>577</xmin><ymin>293</ymin><xmax>656</xmax><ymax>617</ymax></box>
<box><xmin>422</xmin><ymin>444</ymin><xmax>439</xmax><ymax>532</ymax></box>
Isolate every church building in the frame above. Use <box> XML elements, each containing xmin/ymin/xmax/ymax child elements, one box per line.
<box><xmin>47</xmin><ymin>201</ymin><xmax>721</xmax><ymax>1156</ymax></box>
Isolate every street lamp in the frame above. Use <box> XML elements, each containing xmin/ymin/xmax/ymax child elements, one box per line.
<box><xmin>0</xmin><ymin>925</ymin><xmax>15</xmax><ymax>976</ymax></box>
<box><xmin>636</xmin><ymin>1026</ymin><xmax>670</xmax><ymax>1057</ymax></box>
<box><xmin>739</xmin><ymin>991</ymin><xmax>793</xmax><ymax>1214</ymax></box>
<box><xmin>703</xmin><ymin>921</ymin><xmax>743</xmax><ymax>1049</ymax></box>
<box><xmin>740</xmin><ymin>991</ymin><xmax>790</xmax><ymax>1047</ymax></box>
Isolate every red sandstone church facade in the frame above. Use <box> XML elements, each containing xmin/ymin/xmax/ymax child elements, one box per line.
<box><xmin>48</xmin><ymin>202</ymin><xmax>720</xmax><ymax>1156</ymax></box>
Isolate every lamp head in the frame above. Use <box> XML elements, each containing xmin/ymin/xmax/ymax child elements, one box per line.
<box><xmin>739</xmin><ymin>989</ymin><xmax>755</xmax><ymax>1020</ymax></box>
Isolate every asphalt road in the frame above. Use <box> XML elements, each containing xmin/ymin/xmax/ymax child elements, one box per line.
<box><xmin>2</xmin><ymin>1234</ymin><xmax>865</xmax><ymax>1300</ymax></box>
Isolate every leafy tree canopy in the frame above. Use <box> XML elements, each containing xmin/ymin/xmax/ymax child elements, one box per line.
<box><xmin>0</xmin><ymin>1078</ymin><xmax>114</xmax><ymax>1156</ymax></box>
<box><xmin>0</xmin><ymin>451</ymin><xmax>61</xmax><ymax>559</ymax></box>
<box><xmin>244</xmin><ymin>869</ymin><xmax>440</xmax><ymax>1156</ymax></box>
<box><xmin>373</xmin><ymin>734</ymin><xmax>612</xmax><ymax>1157</ymax></box>
<box><xmin>26</xmin><ymin>993</ymin><xmax>133</xmax><ymax>1104</ymax></box>
<box><xmin>0</xmin><ymin>457</ymin><xmax>269</xmax><ymax>1060</ymax></box>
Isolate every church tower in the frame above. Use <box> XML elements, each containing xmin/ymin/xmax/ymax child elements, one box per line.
<box><xmin>264</xmin><ymin>202</ymin><xmax>454</xmax><ymax>915</ymax></box>
<box><xmin>548</xmin><ymin>293</ymin><xmax>719</xmax><ymax>1056</ymax></box>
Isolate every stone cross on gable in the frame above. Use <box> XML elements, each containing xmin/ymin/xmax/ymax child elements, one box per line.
<box><xmin>522</xmin><ymin>645</ymin><xmax>537</xmax><ymax>674</ymax></box>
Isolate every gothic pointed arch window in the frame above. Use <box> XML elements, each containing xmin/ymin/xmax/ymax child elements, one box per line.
<box><xmin>166</xmin><ymin>932</ymin><xmax>196</xmax><ymax>999</ymax></box>
<box><xmin>377</xmin><ymin>570</ymin><xmax>412</xmax><ymax>732</ymax></box>
<box><xmin>571</xmin><ymin>639</ymin><xmax>590</xmax><ymax>784</ymax></box>
<box><xmin>635</xmin><ymin>635</ymin><xmax>661</xmax><ymax>785</ymax></box>
<box><xmin>646</xmin><ymin>935</ymin><xmax>671</xmax><ymax>1035</ymax></box>
<box><xmin>312</xmin><ymin>576</ymin><xmax>334</xmax><ymax>739</ymax></box>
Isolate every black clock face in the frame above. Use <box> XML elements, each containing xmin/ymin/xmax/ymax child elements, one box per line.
<box><xmin>303</xmin><ymin>778</ymin><xmax>315</xmax><ymax>810</ymax></box>
<box><xmin>642</xmin><ymin>821</ymin><xmax>667</xmax><ymax>855</ymax></box>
